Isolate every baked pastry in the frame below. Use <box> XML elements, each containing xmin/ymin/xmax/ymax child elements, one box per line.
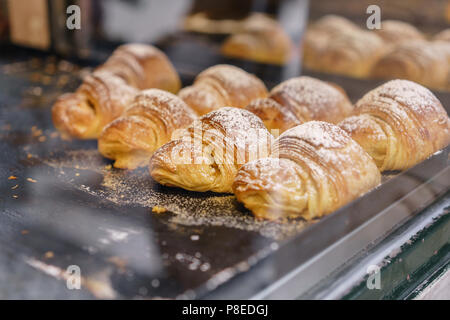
<box><xmin>178</xmin><ymin>64</ymin><xmax>268</xmax><ymax>115</ymax></box>
<box><xmin>308</xmin><ymin>15</ymin><xmax>360</xmax><ymax>35</ymax></box>
<box><xmin>52</xmin><ymin>71</ymin><xmax>138</xmax><ymax>139</ymax></box>
<box><xmin>302</xmin><ymin>29</ymin><xmax>332</xmax><ymax>70</ymax></box>
<box><xmin>96</xmin><ymin>43</ymin><xmax>181</xmax><ymax>93</ymax></box>
<box><xmin>98</xmin><ymin>89</ymin><xmax>196</xmax><ymax>169</ymax></box>
<box><xmin>375</xmin><ymin>20</ymin><xmax>425</xmax><ymax>45</ymax></box>
<box><xmin>220</xmin><ymin>13</ymin><xmax>293</xmax><ymax>65</ymax></box>
<box><xmin>434</xmin><ymin>29</ymin><xmax>450</xmax><ymax>42</ymax></box>
<box><xmin>233</xmin><ymin>121</ymin><xmax>380</xmax><ymax>220</ymax></box>
<box><xmin>245</xmin><ymin>76</ymin><xmax>353</xmax><ymax>133</ymax></box>
<box><xmin>149</xmin><ymin>107</ymin><xmax>274</xmax><ymax>193</ymax></box>
<box><xmin>339</xmin><ymin>80</ymin><xmax>450</xmax><ymax>171</ymax></box>
<box><xmin>318</xmin><ymin>29</ymin><xmax>386</xmax><ymax>78</ymax></box>
<box><xmin>302</xmin><ymin>15</ymin><xmax>360</xmax><ymax>70</ymax></box>
<box><xmin>371</xmin><ymin>40</ymin><xmax>449</xmax><ymax>89</ymax></box>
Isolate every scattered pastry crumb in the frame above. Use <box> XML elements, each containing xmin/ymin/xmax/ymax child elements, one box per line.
<box><xmin>38</xmin><ymin>136</ymin><xmax>47</xmax><ymax>142</ymax></box>
<box><xmin>31</xmin><ymin>126</ymin><xmax>43</xmax><ymax>137</ymax></box>
<box><xmin>27</xmin><ymin>178</ymin><xmax>37</xmax><ymax>183</ymax></box>
<box><xmin>8</xmin><ymin>176</ymin><xmax>17</xmax><ymax>180</ymax></box>
<box><xmin>27</xmin><ymin>153</ymin><xmax>33</xmax><ymax>159</ymax></box>
<box><xmin>50</xmin><ymin>132</ymin><xmax>59</xmax><ymax>139</ymax></box>
<box><xmin>21</xmin><ymin>230</ymin><xmax>29</xmax><ymax>235</ymax></box>
<box><xmin>44</xmin><ymin>149</ymin><xmax>310</xmax><ymax>240</ymax></box>
<box><xmin>104</xmin><ymin>164</ymin><xmax>112</xmax><ymax>170</ymax></box>
<box><xmin>152</xmin><ymin>206</ymin><xmax>167</xmax><ymax>214</ymax></box>
<box><xmin>44</xmin><ymin>251</ymin><xmax>54</xmax><ymax>259</ymax></box>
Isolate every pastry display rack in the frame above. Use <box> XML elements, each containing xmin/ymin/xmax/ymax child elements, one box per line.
<box><xmin>0</xmin><ymin>41</ymin><xmax>448</xmax><ymax>299</ymax></box>
<box><xmin>0</xmin><ymin>0</ymin><xmax>449</xmax><ymax>299</ymax></box>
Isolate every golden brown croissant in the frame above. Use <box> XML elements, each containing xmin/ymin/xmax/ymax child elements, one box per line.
<box><xmin>220</xmin><ymin>13</ymin><xmax>293</xmax><ymax>65</ymax></box>
<box><xmin>339</xmin><ymin>80</ymin><xmax>450</xmax><ymax>171</ymax></box>
<box><xmin>302</xmin><ymin>29</ymin><xmax>332</xmax><ymax>70</ymax></box>
<box><xmin>149</xmin><ymin>107</ymin><xmax>274</xmax><ymax>193</ymax></box>
<box><xmin>233</xmin><ymin>121</ymin><xmax>381</xmax><ymax>221</ymax></box>
<box><xmin>375</xmin><ymin>20</ymin><xmax>425</xmax><ymax>45</ymax></box>
<box><xmin>318</xmin><ymin>29</ymin><xmax>386</xmax><ymax>78</ymax></box>
<box><xmin>308</xmin><ymin>15</ymin><xmax>360</xmax><ymax>35</ymax></box>
<box><xmin>302</xmin><ymin>15</ymin><xmax>360</xmax><ymax>71</ymax></box>
<box><xmin>52</xmin><ymin>71</ymin><xmax>138</xmax><ymax>139</ymax></box>
<box><xmin>96</xmin><ymin>43</ymin><xmax>181</xmax><ymax>93</ymax></box>
<box><xmin>245</xmin><ymin>76</ymin><xmax>353</xmax><ymax>133</ymax></box>
<box><xmin>178</xmin><ymin>65</ymin><xmax>268</xmax><ymax>115</ymax></box>
<box><xmin>371</xmin><ymin>40</ymin><xmax>449</xmax><ymax>89</ymax></box>
<box><xmin>98</xmin><ymin>89</ymin><xmax>197</xmax><ymax>169</ymax></box>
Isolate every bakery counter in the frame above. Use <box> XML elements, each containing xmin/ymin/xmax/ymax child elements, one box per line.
<box><xmin>0</xmin><ymin>45</ymin><xmax>449</xmax><ymax>299</ymax></box>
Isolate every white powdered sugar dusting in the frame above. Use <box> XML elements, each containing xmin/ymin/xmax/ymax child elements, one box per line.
<box><xmin>271</xmin><ymin>76</ymin><xmax>347</xmax><ymax>115</ymax></box>
<box><xmin>280</xmin><ymin>121</ymin><xmax>348</xmax><ymax>149</ymax></box>
<box><xmin>198</xmin><ymin>64</ymin><xmax>261</xmax><ymax>92</ymax></box>
<box><xmin>132</xmin><ymin>89</ymin><xmax>196</xmax><ymax>127</ymax></box>
<box><xmin>359</xmin><ymin>79</ymin><xmax>443</xmax><ymax>117</ymax></box>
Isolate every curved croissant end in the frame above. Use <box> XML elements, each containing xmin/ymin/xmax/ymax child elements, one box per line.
<box><xmin>52</xmin><ymin>72</ymin><xmax>138</xmax><ymax>139</ymax></box>
<box><xmin>98</xmin><ymin>89</ymin><xmax>196</xmax><ymax>169</ymax></box>
<box><xmin>245</xmin><ymin>98</ymin><xmax>300</xmax><ymax>134</ymax></box>
<box><xmin>339</xmin><ymin>80</ymin><xmax>450</xmax><ymax>171</ymax></box>
<box><xmin>375</xmin><ymin>20</ymin><xmax>425</xmax><ymax>45</ymax></box>
<box><xmin>245</xmin><ymin>76</ymin><xmax>353</xmax><ymax>133</ymax></box>
<box><xmin>149</xmin><ymin>107</ymin><xmax>274</xmax><ymax>193</ymax></box>
<box><xmin>371</xmin><ymin>41</ymin><xmax>448</xmax><ymax>89</ymax></box>
<box><xmin>97</xmin><ymin>43</ymin><xmax>181</xmax><ymax>93</ymax></box>
<box><xmin>233</xmin><ymin>121</ymin><xmax>381</xmax><ymax>221</ymax></box>
<box><xmin>178</xmin><ymin>65</ymin><xmax>268</xmax><ymax>115</ymax></box>
<box><xmin>220</xmin><ymin>14</ymin><xmax>293</xmax><ymax>65</ymax></box>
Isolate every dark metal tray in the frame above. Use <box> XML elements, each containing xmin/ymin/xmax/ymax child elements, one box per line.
<box><xmin>0</xmin><ymin>44</ymin><xmax>448</xmax><ymax>299</ymax></box>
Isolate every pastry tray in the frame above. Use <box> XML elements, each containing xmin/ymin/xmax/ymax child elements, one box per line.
<box><xmin>0</xmin><ymin>44</ymin><xmax>449</xmax><ymax>299</ymax></box>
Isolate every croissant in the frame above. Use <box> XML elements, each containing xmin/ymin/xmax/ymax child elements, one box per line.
<box><xmin>339</xmin><ymin>80</ymin><xmax>450</xmax><ymax>171</ymax></box>
<box><xmin>308</xmin><ymin>15</ymin><xmax>360</xmax><ymax>35</ymax></box>
<box><xmin>220</xmin><ymin>13</ymin><xmax>293</xmax><ymax>65</ymax></box>
<box><xmin>149</xmin><ymin>107</ymin><xmax>274</xmax><ymax>193</ymax></box>
<box><xmin>375</xmin><ymin>20</ymin><xmax>425</xmax><ymax>45</ymax></box>
<box><xmin>302</xmin><ymin>29</ymin><xmax>332</xmax><ymax>70</ymax></box>
<box><xmin>245</xmin><ymin>76</ymin><xmax>353</xmax><ymax>133</ymax></box>
<box><xmin>371</xmin><ymin>40</ymin><xmax>449</xmax><ymax>89</ymax></box>
<box><xmin>302</xmin><ymin>15</ymin><xmax>360</xmax><ymax>70</ymax></box>
<box><xmin>96</xmin><ymin>43</ymin><xmax>181</xmax><ymax>93</ymax></box>
<box><xmin>233</xmin><ymin>121</ymin><xmax>380</xmax><ymax>221</ymax></box>
<box><xmin>318</xmin><ymin>29</ymin><xmax>386</xmax><ymax>78</ymax></box>
<box><xmin>98</xmin><ymin>89</ymin><xmax>197</xmax><ymax>169</ymax></box>
<box><xmin>52</xmin><ymin>71</ymin><xmax>138</xmax><ymax>139</ymax></box>
<box><xmin>178</xmin><ymin>65</ymin><xmax>268</xmax><ymax>115</ymax></box>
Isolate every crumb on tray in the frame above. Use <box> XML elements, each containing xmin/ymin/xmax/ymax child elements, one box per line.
<box><xmin>152</xmin><ymin>206</ymin><xmax>167</xmax><ymax>214</ymax></box>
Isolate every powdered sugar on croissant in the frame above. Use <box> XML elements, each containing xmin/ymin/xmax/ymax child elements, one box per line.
<box><xmin>149</xmin><ymin>107</ymin><xmax>274</xmax><ymax>193</ymax></box>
